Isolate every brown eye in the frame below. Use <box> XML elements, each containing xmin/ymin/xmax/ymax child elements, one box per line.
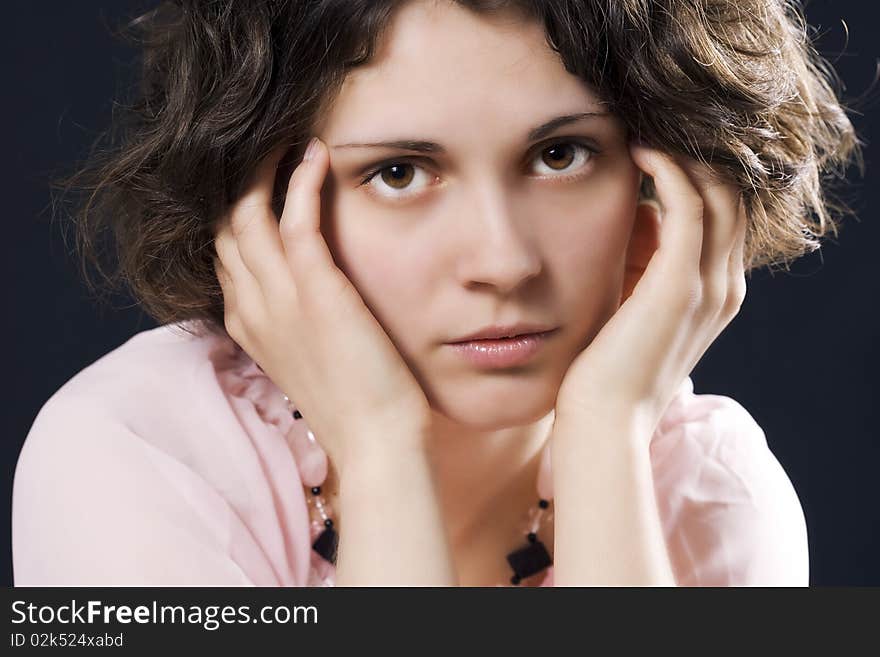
<box><xmin>541</xmin><ymin>144</ymin><xmax>576</xmax><ymax>170</ymax></box>
<box><xmin>361</xmin><ymin>161</ymin><xmax>436</xmax><ymax>201</ymax></box>
<box><xmin>530</xmin><ymin>141</ymin><xmax>596</xmax><ymax>177</ymax></box>
<box><xmin>379</xmin><ymin>164</ymin><xmax>415</xmax><ymax>189</ymax></box>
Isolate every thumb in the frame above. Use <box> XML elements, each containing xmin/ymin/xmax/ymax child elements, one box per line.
<box><xmin>620</xmin><ymin>201</ymin><xmax>662</xmax><ymax>304</ymax></box>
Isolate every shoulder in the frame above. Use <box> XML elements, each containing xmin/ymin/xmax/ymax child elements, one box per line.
<box><xmin>12</xmin><ymin>321</ymin><xmax>312</xmax><ymax>585</ymax></box>
<box><xmin>15</xmin><ymin>320</ymin><xmax>298</xmax><ymax>495</ymax></box>
<box><xmin>35</xmin><ymin>321</ymin><xmax>239</xmax><ymax>424</ymax></box>
<box><xmin>20</xmin><ymin>320</ymin><xmax>295</xmax><ymax>452</ymax></box>
<box><xmin>651</xmin><ymin>376</ymin><xmax>774</xmax><ymax>480</ymax></box>
<box><xmin>651</xmin><ymin>376</ymin><xmax>809</xmax><ymax>586</ymax></box>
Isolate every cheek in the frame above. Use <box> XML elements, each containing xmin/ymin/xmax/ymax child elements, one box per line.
<box><xmin>322</xmin><ymin>193</ymin><xmax>427</xmax><ymax>340</ymax></box>
<box><xmin>539</xmin><ymin>180</ymin><xmax>638</xmax><ymax>286</ymax></box>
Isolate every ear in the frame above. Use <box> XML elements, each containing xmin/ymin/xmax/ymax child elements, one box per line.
<box><xmin>620</xmin><ymin>200</ymin><xmax>661</xmax><ymax>304</ymax></box>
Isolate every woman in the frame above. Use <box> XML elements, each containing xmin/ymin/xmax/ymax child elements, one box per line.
<box><xmin>12</xmin><ymin>0</ymin><xmax>861</xmax><ymax>586</ymax></box>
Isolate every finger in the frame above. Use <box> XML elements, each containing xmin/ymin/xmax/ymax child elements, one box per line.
<box><xmin>214</xmin><ymin>219</ymin><xmax>266</xmax><ymax>324</ymax></box>
<box><xmin>728</xmin><ymin>195</ymin><xmax>748</xmax><ymax>272</ymax></box>
<box><xmin>278</xmin><ymin>137</ymin><xmax>339</xmax><ymax>286</ymax></box>
<box><xmin>676</xmin><ymin>158</ymin><xmax>742</xmax><ymax>283</ymax></box>
<box><xmin>628</xmin><ymin>144</ymin><xmax>704</xmax><ymax>303</ymax></box>
<box><xmin>726</xmin><ymin>198</ymin><xmax>749</xmax><ymax>313</ymax></box>
<box><xmin>227</xmin><ymin>145</ymin><xmax>296</xmax><ymax>297</ymax></box>
<box><xmin>213</xmin><ymin>254</ymin><xmax>236</xmax><ymax>315</ymax></box>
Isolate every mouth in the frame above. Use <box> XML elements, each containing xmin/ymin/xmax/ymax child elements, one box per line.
<box><xmin>448</xmin><ymin>323</ymin><xmax>559</xmax><ymax>343</ymax></box>
<box><xmin>446</xmin><ymin>329</ymin><xmax>559</xmax><ymax>368</ymax></box>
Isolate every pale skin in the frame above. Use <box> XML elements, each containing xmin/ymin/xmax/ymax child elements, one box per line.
<box><xmin>213</xmin><ymin>1</ymin><xmax>747</xmax><ymax>586</ymax></box>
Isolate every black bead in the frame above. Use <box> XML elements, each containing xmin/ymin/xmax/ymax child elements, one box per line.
<box><xmin>312</xmin><ymin>527</ymin><xmax>338</xmax><ymax>565</ymax></box>
<box><xmin>538</xmin><ymin>499</ymin><xmax>549</xmax><ymax>509</ymax></box>
<box><xmin>311</xmin><ymin>486</ymin><xmax>321</xmax><ymax>495</ymax></box>
<box><xmin>510</xmin><ymin>574</ymin><xmax>521</xmax><ymax>585</ymax></box>
<box><xmin>506</xmin><ymin>540</ymin><xmax>552</xmax><ymax>580</ymax></box>
<box><xmin>293</xmin><ymin>409</ymin><xmax>302</xmax><ymax>419</ymax></box>
<box><xmin>527</xmin><ymin>532</ymin><xmax>537</xmax><ymax>543</ymax></box>
<box><xmin>324</xmin><ymin>518</ymin><xmax>333</xmax><ymax>528</ymax></box>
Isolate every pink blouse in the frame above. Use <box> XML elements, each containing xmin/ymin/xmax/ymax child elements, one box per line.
<box><xmin>11</xmin><ymin>321</ymin><xmax>809</xmax><ymax>586</ymax></box>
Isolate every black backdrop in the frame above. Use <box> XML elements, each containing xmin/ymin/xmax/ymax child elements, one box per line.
<box><xmin>3</xmin><ymin>0</ymin><xmax>878</xmax><ymax>586</ymax></box>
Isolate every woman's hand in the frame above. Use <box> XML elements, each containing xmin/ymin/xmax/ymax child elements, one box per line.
<box><xmin>212</xmin><ymin>138</ymin><xmax>432</xmax><ymax>470</ymax></box>
<box><xmin>554</xmin><ymin>143</ymin><xmax>748</xmax><ymax>437</ymax></box>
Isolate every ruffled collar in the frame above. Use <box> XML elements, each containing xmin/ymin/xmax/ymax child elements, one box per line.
<box><xmin>208</xmin><ymin>318</ymin><xmax>694</xmax><ymax>492</ymax></box>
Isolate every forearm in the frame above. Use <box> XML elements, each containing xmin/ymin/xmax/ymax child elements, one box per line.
<box><xmin>333</xmin><ymin>432</ymin><xmax>457</xmax><ymax>586</ymax></box>
<box><xmin>551</xmin><ymin>413</ymin><xmax>676</xmax><ymax>586</ymax></box>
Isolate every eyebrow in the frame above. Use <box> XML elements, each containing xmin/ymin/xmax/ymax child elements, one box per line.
<box><xmin>330</xmin><ymin>111</ymin><xmax>611</xmax><ymax>153</ymax></box>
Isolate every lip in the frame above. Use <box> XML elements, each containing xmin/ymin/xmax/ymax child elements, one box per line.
<box><xmin>447</xmin><ymin>329</ymin><xmax>558</xmax><ymax>368</ymax></box>
<box><xmin>449</xmin><ymin>323</ymin><xmax>558</xmax><ymax>343</ymax></box>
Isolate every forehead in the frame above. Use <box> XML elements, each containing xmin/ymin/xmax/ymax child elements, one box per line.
<box><xmin>316</xmin><ymin>1</ymin><xmax>609</xmax><ymax>140</ymax></box>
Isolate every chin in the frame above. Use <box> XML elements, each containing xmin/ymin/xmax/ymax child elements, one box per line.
<box><xmin>426</xmin><ymin>378</ymin><xmax>559</xmax><ymax>431</ymax></box>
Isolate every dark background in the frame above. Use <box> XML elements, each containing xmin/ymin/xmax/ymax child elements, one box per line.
<box><xmin>3</xmin><ymin>1</ymin><xmax>878</xmax><ymax>586</ymax></box>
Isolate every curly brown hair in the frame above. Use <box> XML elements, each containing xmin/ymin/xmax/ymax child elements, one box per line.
<box><xmin>52</xmin><ymin>0</ymin><xmax>865</xmax><ymax>338</ymax></box>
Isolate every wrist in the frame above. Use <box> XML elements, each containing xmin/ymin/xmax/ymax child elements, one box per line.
<box><xmin>334</xmin><ymin>431</ymin><xmax>438</xmax><ymax>540</ymax></box>
<box><xmin>335</xmin><ymin>424</ymin><xmax>432</xmax><ymax>482</ymax></box>
<box><xmin>552</xmin><ymin>405</ymin><xmax>657</xmax><ymax>451</ymax></box>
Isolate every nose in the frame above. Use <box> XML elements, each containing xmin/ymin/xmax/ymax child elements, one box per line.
<box><xmin>453</xmin><ymin>181</ymin><xmax>543</xmax><ymax>295</ymax></box>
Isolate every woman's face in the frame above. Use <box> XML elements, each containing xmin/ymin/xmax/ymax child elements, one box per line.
<box><xmin>312</xmin><ymin>0</ymin><xmax>643</xmax><ymax>429</ymax></box>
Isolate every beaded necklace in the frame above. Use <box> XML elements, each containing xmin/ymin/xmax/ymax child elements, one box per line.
<box><xmin>285</xmin><ymin>395</ymin><xmax>553</xmax><ymax>586</ymax></box>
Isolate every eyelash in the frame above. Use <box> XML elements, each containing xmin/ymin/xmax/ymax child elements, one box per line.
<box><xmin>357</xmin><ymin>138</ymin><xmax>601</xmax><ymax>202</ymax></box>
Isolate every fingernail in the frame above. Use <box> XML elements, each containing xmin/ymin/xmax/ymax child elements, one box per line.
<box><xmin>304</xmin><ymin>137</ymin><xmax>319</xmax><ymax>162</ymax></box>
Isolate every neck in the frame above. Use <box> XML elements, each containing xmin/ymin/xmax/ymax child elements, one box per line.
<box><xmin>424</xmin><ymin>408</ymin><xmax>555</xmax><ymax>550</ymax></box>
